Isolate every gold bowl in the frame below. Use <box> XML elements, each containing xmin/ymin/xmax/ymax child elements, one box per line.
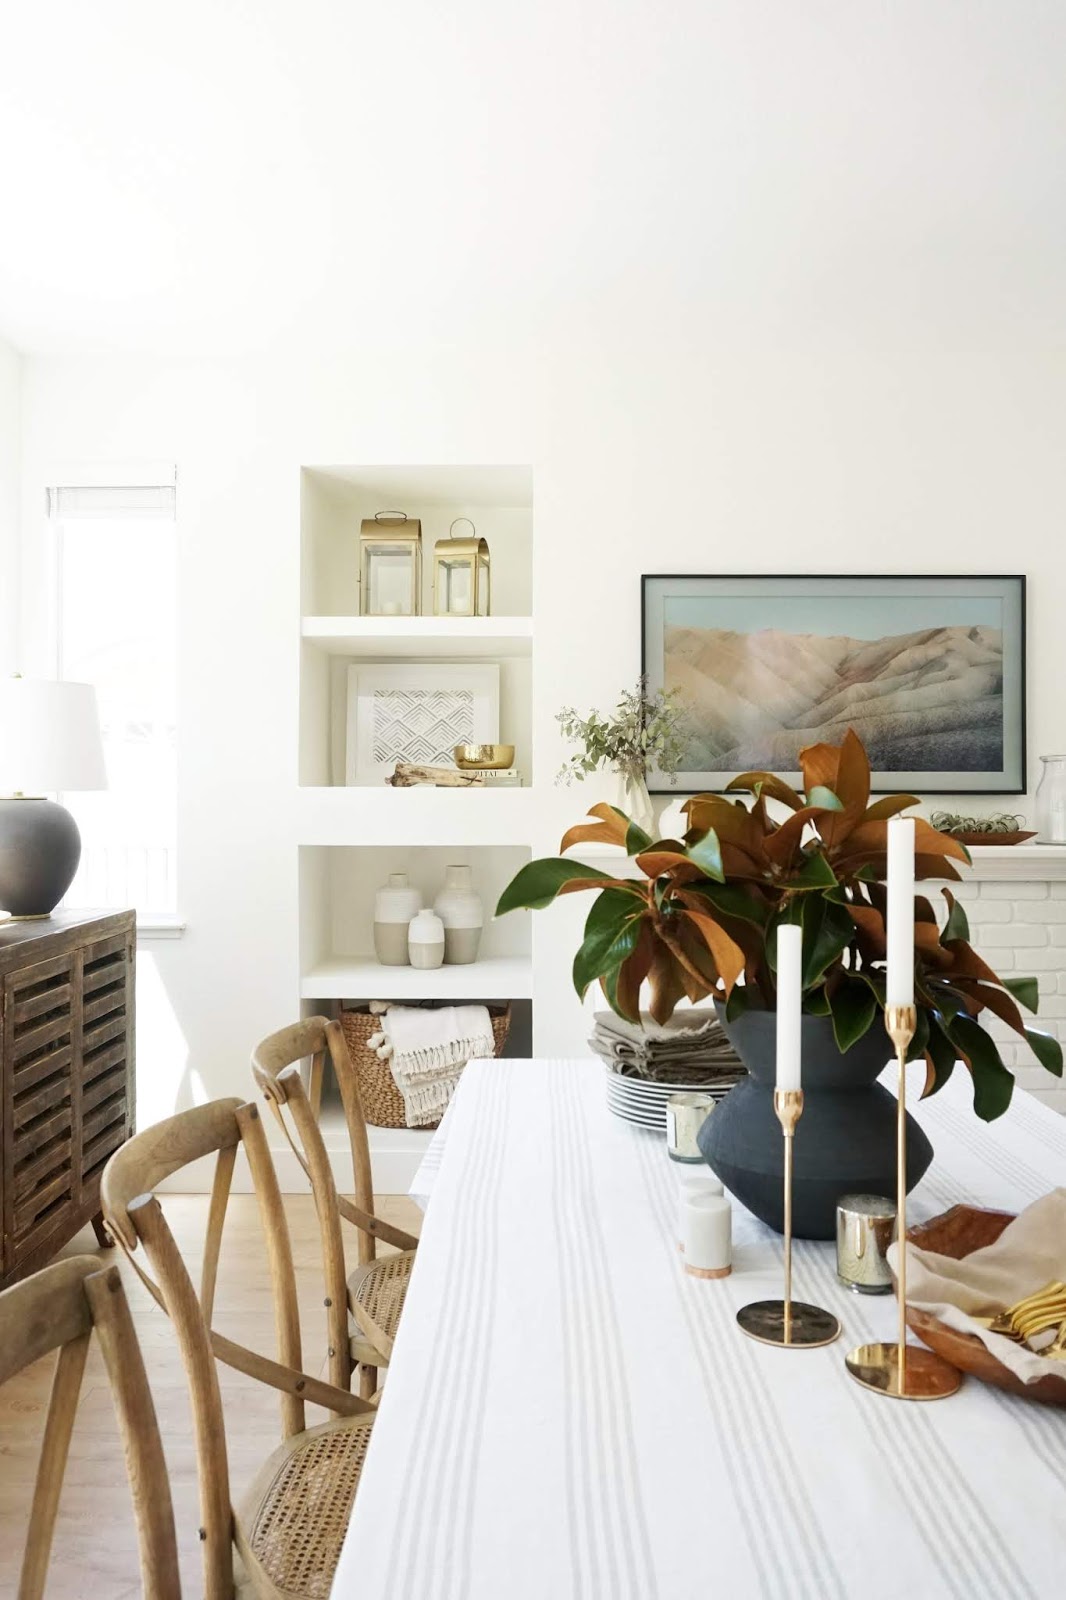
<box><xmin>453</xmin><ymin>743</ymin><xmax>515</xmax><ymax>771</ymax></box>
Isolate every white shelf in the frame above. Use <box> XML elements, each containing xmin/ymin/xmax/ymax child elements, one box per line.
<box><xmin>296</xmin><ymin>785</ymin><xmax>534</xmax><ymax>846</ymax></box>
<box><xmin>301</xmin><ymin>955</ymin><xmax>532</xmax><ymax>1001</ymax></box>
<box><xmin>302</xmin><ymin>615</ymin><xmax>532</xmax><ymax>658</ymax></box>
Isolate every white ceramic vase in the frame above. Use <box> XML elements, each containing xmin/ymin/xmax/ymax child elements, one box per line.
<box><xmin>373</xmin><ymin>871</ymin><xmax>422</xmax><ymax>966</ymax></box>
<box><xmin>408</xmin><ymin>908</ymin><xmax>446</xmax><ymax>970</ymax></box>
<box><xmin>611</xmin><ymin>768</ymin><xmax>655</xmax><ymax>837</ymax></box>
<box><xmin>433</xmin><ymin>864</ymin><xmax>484</xmax><ymax>965</ymax></box>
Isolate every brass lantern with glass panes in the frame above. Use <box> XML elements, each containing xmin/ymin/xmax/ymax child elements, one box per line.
<box><xmin>433</xmin><ymin>518</ymin><xmax>491</xmax><ymax>617</ymax></box>
<box><xmin>359</xmin><ymin>512</ymin><xmax>422</xmax><ymax>616</ymax></box>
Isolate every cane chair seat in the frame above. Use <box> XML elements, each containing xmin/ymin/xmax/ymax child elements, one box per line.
<box><xmin>237</xmin><ymin>1414</ymin><xmax>375</xmax><ymax>1599</ymax></box>
<box><xmin>347</xmin><ymin>1248</ymin><xmax>416</xmax><ymax>1361</ymax></box>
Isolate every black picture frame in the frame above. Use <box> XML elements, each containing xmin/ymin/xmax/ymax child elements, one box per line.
<box><xmin>641</xmin><ymin>573</ymin><xmax>1027</xmax><ymax>795</ymax></box>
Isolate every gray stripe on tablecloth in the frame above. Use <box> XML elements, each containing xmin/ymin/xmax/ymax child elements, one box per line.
<box><xmin>637</xmin><ymin>1134</ymin><xmax>847</xmax><ymax>1600</ymax></box>
<box><xmin>387</xmin><ymin>1066</ymin><xmax>508</xmax><ymax>1600</ymax></box>
<box><xmin>551</xmin><ymin>1061</ymin><xmax>660</xmax><ymax>1600</ymax></box>
<box><xmin>927</xmin><ymin>1099</ymin><xmax>1054</xmax><ymax>1204</ymax></box>
<box><xmin>836</xmin><ymin>1274</ymin><xmax>1040</xmax><ymax>1600</ymax></box>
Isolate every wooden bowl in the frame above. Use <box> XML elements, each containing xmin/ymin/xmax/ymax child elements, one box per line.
<box><xmin>939</xmin><ymin>830</ymin><xmax>1036</xmax><ymax>847</ymax></box>
<box><xmin>904</xmin><ymin>1205</ymin><xmax>1066</xmax><ymax>1406</ymax></box>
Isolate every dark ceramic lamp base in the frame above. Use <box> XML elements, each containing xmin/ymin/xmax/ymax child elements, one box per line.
<box><xmin>0</xmin><ymin>798</ymin><xmax>82</xmax><ymax>918</ymax></box>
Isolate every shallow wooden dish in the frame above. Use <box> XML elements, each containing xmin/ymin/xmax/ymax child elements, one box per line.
<box><xmin>939</xmin><ymin>830</ymin><xmax>1036</xmax><ymax>847</ymax></box>
<box><xmin>904</xmin><ymin>1205</ymin><xmax>1066</xmax><ymax>1407</ymax></box>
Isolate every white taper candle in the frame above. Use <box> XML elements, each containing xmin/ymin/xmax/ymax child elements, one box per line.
<box><xmin>886</xmin><ymin>817</ymin><xmax>915</xmax><ymax>1007</ymax></box>
<box><xmin>775</xmin><ymin>923</ymin><xmax>803</xmax><ymax>1091</ymax></box>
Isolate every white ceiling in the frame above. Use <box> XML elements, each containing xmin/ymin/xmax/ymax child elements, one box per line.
<box><xmin>1</xmin><ymin>1</ymin><xmax>1064</xmax><ymax>355</ymax></box>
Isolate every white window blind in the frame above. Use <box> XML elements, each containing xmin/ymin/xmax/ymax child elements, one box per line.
<box><xmin>49</xmin><ymin>479</ymin><xmax>178</xmax><ymax>916</ymax></box>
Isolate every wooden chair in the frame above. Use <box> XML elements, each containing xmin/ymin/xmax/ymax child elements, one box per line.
<box><xmin>100</xmin><ymin>1096</ymin><xmax>377</xmax><ymax>1600</ymax></box>
<box><xmin>250</xmin><ymin>1017</ymin><xmax>420</xmax><ymax>1402</ymax></box>
<box><xmin>0</xmin><ymin>1254</ymin><xmax>180</xmax><ymax>1600</ymax></box>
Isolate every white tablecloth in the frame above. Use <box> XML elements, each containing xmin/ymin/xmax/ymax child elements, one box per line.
<box><xmin>336</xmin><ymin>1059</ymin><xmax>1066</xmax><ymax>1600</ymax></box>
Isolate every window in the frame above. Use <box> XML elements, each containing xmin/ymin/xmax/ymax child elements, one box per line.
<box><xmin>48</xmin><ymin>482</ymin><xmax>178</xmax><ymax>917</ymax></box>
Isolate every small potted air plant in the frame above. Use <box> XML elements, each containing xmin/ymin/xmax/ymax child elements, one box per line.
<box><xmin>498</xmin><ymin>729</ymin><xmax>1062</xmax><ymax>1238</ymax></box>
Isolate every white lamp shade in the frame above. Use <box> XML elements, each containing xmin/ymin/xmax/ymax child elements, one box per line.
<box><xmin>0</xmin><ymin>678</ymin><xmax>107</xmax><ymax>793</ymax></box>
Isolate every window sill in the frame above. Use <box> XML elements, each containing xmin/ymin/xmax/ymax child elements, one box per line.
<box><xmin>137</xmin><ymin>915</ymin><xmax>187</xmax><ymax>941</ymax></box>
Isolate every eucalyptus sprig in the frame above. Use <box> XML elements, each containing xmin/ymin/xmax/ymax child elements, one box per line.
<box><xmin>556</xmin><ymin>678</ymin><xmax>687</xmax><ymax>786</ymax></box>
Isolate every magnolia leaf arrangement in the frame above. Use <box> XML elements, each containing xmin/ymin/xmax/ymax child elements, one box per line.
<box><xmin>498</xmin><ymin>729</ymin><xmax>1062</xmax><ymax>1122</ymax></box>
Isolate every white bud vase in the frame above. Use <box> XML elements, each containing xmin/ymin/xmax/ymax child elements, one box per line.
<box><xmin>373</xmin><ymin>871</ymin><xmax>421</xmax><ymax>966</ymax></box>
<box><xmin>611</xmin><ymin>767</ymin><xmax>655</xmax><ymax>837</ymax></box>
<box><xmin>433</xmin><ymin>864</ymin><xmax>484</xmax><ymax>965</ymax></box>
<box><xmin>408</xmin><ymin>908</ymin><xmax>446</xmax><ymax>970</ymax></box>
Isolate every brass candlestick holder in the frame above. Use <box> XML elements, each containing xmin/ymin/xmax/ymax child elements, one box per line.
<box><xmin>737</xmin><ymin>1089</ymin><xmax>841</xmax><ymax>1349</ymax></box>
<box><xmin>845</xmin><ymin>1005</ymin><xmax>962</xmax><ymax>1400</ymax></box>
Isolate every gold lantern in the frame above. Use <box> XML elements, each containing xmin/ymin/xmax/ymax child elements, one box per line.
<box><xmin>433</xmin><ymin>518</ymin><xmax>491</xmax><ymax>617</ymax></box>
<box><xmin>358</xmin><ymin>512</ymin><xmax>422</xmax><ymax>616</ymax></box>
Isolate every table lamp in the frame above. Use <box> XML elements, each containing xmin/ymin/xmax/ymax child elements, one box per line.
<box><xmin>0</xmin><ymin>677</ymin><xmax>107</xmax><ymax>918</ymax></box>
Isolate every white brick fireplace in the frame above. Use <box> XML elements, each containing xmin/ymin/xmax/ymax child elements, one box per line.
<box><xmin>948</xmin><ymin>846</ymin><xmax>1066</xmax><ymax>1114</ymax></box>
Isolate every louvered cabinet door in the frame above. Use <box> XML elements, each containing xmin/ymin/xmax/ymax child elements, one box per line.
<box><xmin>78</xmin><ymin>930</ymin><xmax>135</xmax><ymax>1196</ymax></box>
<box><xmin>1</xmin><ymin>950</ymin><xmax>77</xmax><ymax>1280</ymax></box>
<box><xmin>0</xmin><ymin>911</ymin><xmax>135</xmax><ymax>1285</ymax></box>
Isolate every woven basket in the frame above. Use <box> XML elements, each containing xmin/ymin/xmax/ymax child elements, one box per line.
<box><xmin>339</xmin><ymin>1003</ymin><xmax>512</xmax><ymax>1129</ymax></box>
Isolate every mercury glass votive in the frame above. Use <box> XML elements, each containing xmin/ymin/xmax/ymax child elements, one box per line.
<box><xmin>836</xmin><ymin>1194</ymin><xmax>897</xmax><ymax>1294</ymax></box>
<box><xmin>666</xmin><ymin>1092</ymin><xmax>715</xmax><ymax>1163</ymax></box>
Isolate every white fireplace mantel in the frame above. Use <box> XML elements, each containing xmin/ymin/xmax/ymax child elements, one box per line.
<box><xmin>958</xmin><ymin>844</ymin><xmax>1066</xmax><ymax>882</ymax></box>
<box><xmin>574</xmin><ymin>843</ymin><xmax>1066</xmax><ymax>882</ymax></box>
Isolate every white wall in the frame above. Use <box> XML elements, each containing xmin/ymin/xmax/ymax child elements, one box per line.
<box><xmin>16</xmin><ymin>336</ymin><xmax>1066</xmax><ymax>1127</ymax></box>
<box><xmin>0</xmin><ymin>336</ymin><xmax>22</xmax><ymax>673</ymax></box>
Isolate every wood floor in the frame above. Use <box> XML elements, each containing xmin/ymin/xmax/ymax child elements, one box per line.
<box><xmin>0</xmin><ymin>1190</ymin><xmax>421</xmax><ymax>1598</ymax></box>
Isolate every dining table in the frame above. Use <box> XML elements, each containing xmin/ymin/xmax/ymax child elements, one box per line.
<box><xmin>332</xmin><ymin>1057</ymin><xmax>1066</xmax><ymax>1600</ymax></box>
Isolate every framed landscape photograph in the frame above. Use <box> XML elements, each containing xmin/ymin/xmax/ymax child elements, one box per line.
<box><xmin>641</xmin><ymin>574</ymin><xmax>1026</xmax><ymax>794</ymax></box>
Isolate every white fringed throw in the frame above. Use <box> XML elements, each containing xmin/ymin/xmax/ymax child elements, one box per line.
<box><xmin>366</xmin><ymin>1004</ymin><xmax>494</xmax><ymax>1127</ymax></box>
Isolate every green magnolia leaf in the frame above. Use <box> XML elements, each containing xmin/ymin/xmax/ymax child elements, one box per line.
<box><xmin>689</xmin><ymin>882</ymin><xmax>770</xmax><ymax>928</ymax></box>
<box><xmin>787</xmin><ymin>851</ymin><xmax>838</xmax><ymax>891</ymax></box>
<box><xmin>940</xmin><ymin>891</ymin><xmax>971</xmax><ymax>945</ymax></box>
<box><xmin>804</xmin><ymin>987</ymin><xmax>831</xmax><ymax>1016</ymax></box>
<box><xmin>922</xmin><ymin>1016</ymin><xmax>958</xmax><ymax>1096</ymax></box>
<box><xmin>625</xmin><ymin>819</ymin><xmax>653</xmax><ymax>854</ymax></box>
<box><xmin>686</xmin><ymin>827</ymin><xmax>725</xmax><ymax>882</ymax></box>
<box><xmin>1024</xmin><ymin>1027</ymin><xmax>1064</xmax><ymax>1077</ymax></box>
<box><xmin>807</xmin><ymin>785</ymin><xmax>845</xmax><ymax>811</ymax></box>
<box><xmin>1002</xmin><ymin>976</ymin><xmax>1040</xmax><ymax>1014</ymax></box>
<box><xmin>827</xmin><ymin>979</ymin><xmax>875</xmax><ymax>1049</ymax></box>
<box><xmin>495</xmin><ymin>858</ymin><xmax>613</xmax><ymax>915</ymax></box>
<box><xmin>924</xmin><ymin>982</ymin><xmax>971</xmax><ymax>1023</ymax></box>
<box><xmin>725</xmin><ymin>984</ymin><xmax>750</xmax><ymax>1023</ymax></box>
<box><xmin>948</xmin><ymin>1014</ymin><xmax>1015</xmax><ymax>1121</ymax></box>
<box><xmin>572</xmin><ymin>889</ymin><xmax>647</xmax><ymax>998</ymax></box>
<box><xmin>602</xmin><ymin>960</ymin><xmax>642</xmax><ymax>1024</ymax></box>
<box><xmin>855</xmin><ymin>968</ymin><xmax>887</xmax><ymax>1007</ymax></box>
<box><xmin>800</xmin><ymin>896</ymin><xmax>854</xmax><ymax>989</ymax></box>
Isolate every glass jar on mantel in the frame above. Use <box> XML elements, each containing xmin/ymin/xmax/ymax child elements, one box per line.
<box><xmin>1035</xmin><ymin>754</ymin><xmax>1066</xmax><ymax>843</ymax></box>
<box><xmin>359</xmin><ymin>512</ymin><xmax>422</xmax><ymax>616</ymax></box>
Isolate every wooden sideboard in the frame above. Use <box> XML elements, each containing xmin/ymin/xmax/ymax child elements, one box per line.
<box><xmin>0</xmin><ymin>910</ymin><xmax>135</xmax><ymax>1286</ymax></box>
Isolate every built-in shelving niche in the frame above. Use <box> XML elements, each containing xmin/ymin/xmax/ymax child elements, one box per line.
<box><xmin>299</xmin><ymin>464</ymin><xmax>533</xmax><ymax>790</ymax></box>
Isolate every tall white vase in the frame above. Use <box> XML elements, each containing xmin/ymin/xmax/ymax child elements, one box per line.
<box><xmin>610</xmin><ymin>768</ymin><xmax>655</xmax><ymax>836</ymax></box>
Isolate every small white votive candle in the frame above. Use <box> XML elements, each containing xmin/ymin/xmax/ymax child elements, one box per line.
<box><xmin>682</xmin><ymin>1192</ymin><xmax>732</xmax><ymax>1279</ymax></box>
<box><xmin>677</xmin><ymin>1170</ymin><xmax>724</xmax><ymax>1252</ymax></box>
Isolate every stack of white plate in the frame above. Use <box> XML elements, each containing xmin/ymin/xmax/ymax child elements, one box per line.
<box><xmin>604</xmin><ymin>1069</ymin><xmax>743</xmax><ymax>1130</ymax></box>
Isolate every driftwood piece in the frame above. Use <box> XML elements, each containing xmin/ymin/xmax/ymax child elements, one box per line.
<box><xmin>388</xmin><ymin>762</ymin><xmax>485</xmax><ymax>787</ymax></box>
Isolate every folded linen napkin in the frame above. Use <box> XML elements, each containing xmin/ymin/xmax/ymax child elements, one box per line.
<box><xmin>367</xmin><ymin>1003</ymin><xmax>494</xmax><ymax>1127</ymax></box>
<box><xmin>888</xmin><ymin>1189</ymin><xmax>1066</xmax><ymax>1385</ymax></box>
<box><xmin>589</xmin><ymin>1008</ymin><xmax>745</xmax><ymax>1082</ymax></box>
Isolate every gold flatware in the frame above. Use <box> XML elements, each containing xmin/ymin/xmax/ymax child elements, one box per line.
<box><xmin>974</xmin><ymin>1281</ymin><xmax>1066</xmax><ymax>1343</ymax></box>
<box><xmin>1044</xmin><ymin>1320</ymin><xmax>1066</xmax><ymax>1360</ymax></box>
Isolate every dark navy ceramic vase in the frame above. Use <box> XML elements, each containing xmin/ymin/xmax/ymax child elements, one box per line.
<box><xmin>698</xmin><ymin>1003</ymin><xmax>933</xmax><ymax>1240</ymax></box>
